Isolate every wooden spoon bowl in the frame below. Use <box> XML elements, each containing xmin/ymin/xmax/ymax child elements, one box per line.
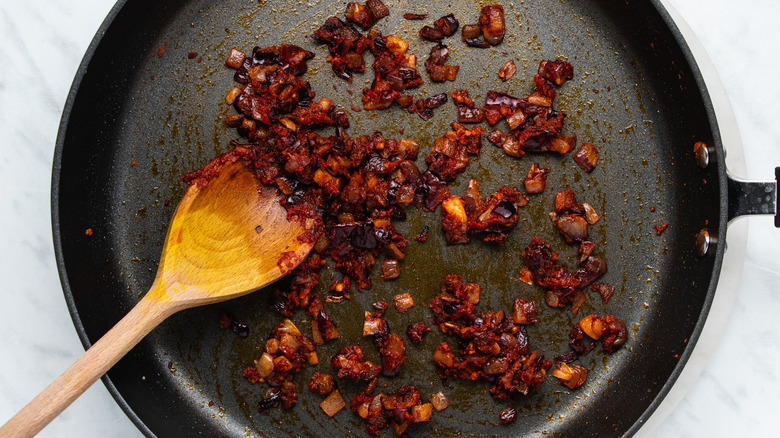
<box><xmin>1</xmin><ymin>161</ymin><xmax>313</xmax><ymax>438</ymax></box>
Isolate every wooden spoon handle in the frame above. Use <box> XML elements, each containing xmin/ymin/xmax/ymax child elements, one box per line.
<box><xmin>0</xmin><ymin>293</ymin><xmax>176</xmax><ymax>438</ymax></box>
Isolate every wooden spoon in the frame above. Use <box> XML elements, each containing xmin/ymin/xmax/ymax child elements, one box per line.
<box><xmin>0</xmin><ymin>161</ymin><xmax>313</xmax><ymax>438</ymax></box>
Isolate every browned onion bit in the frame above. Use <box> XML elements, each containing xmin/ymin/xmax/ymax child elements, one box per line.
<box><xmin>381</xmin><ymin>259</ymin><xmax>400</xmax><ymax>279</ymax></box>
<box><xmin>578</xmin><ymin>314</ymin><xmax>628</xmax><ymax>353</ymax></box>
<box><xmin>243</xmin><ymin>319</ymin><xmax>318</xmax><ymax>412</ymax></box>
<box><xmin>425</xmin><ymin>43</ymin><xmax>459</xmax><ymax>82</ymax></box>
<box><xmin>550</xmin><ymin>188</ymin><xmax>591</xmax><ymax>244</ymax></box>
<box><xmin>425</xmin><ymin>122</ymin><xmax>483</xmax><ymax>181</ymax></box>
<box><xmin>498</xmin><ymin>60</ymin><xmax>516</xmax><ymax>81</ymax></box>
<box><xmin>362</xmin><ymin>31</ymin><xmax>423</xmax><ymax>110</ymax></box>
<box><xmin>393</xmin><ymin>292</ymin><xmax>414</xmax><ymax>313</ymax></box>
<box><xmin>573</xmin><ymin>142</ymin><xmax>599</xmax><ymax>172</ymax></box>
<box><xmin>403</xmin><ymin>12</ymin><xmax>427</xmax><ymax>20</ymax></box>
<box><xmin>538</xmin><ymin>59</ymin><xmax>574</xmax><ymax>85</ymax></box>
<box><xmin>345</xmin><ymin>0</ymin><xmax>389</xmax><ymax>30</ymax></box>
<box><xmin>551</xmin><ymin>362</ymin><xmax>588</xmax><ymax>389</ymax></box>
<box><xmin>407</xmin><ymin>92</ymin><xmax>448</xmax><ymax>120</ymax></box>
<box><xmin>333</xmin><ymin>345</ymin><xmax>381</xmax><ymax>381</ymax></box>
<box><xmin>523</xmin><ymin>163</ymin><xmax>551</xmax><ymax>194</ymax></box>
<box><xmin>434</xmin><ymin>14</ymin><xmax>460</xmax><ymax>36</ymax></box>
<box><xmin>308</xmin><ymin>372</ymin><xmax>335</xmax><ymax>396</ymax></box>
<box><xmin>591</xmin><ymin>282</ymin><xmax>615</xmax><ymax>303</ymax></box>
<box><xmin>351</xmin><ymin>385</ymin><xmax>433</xmax><ymax>435</ymax></box>
<box><xmin>430</xmin><ymin>275</ymin><xmax>550</xmax><ymax>402</ymax></box>
<box><xmin>523</xmin><ymin>235</ymin><xmax>608</xmax><ymax>312</ymax></box>
<box><xmin>512</xmin><ymin>298</ymin><xmax>538</xmax><ymax>324</ymax></box>
<box><xmin>479</xmin><ymin>5</ymin><xmax>505</xmax><ymax>46</ymax></box>
<box><xmin>441</xmin><ymin>179</ymin><xmax>526</xmax><ymax>245</ymax></box>
<box><xmin>224</xmin><ymin>47</ymin><xmax>246</xmax><ymax>69</ymax></box>
<box><xmin>406</xmin><ymin>321</ymin><xmax>431</xmax><ymax>344</ymax></box>
<box><xmin>451</xmin><ymin>89</ymin><xmax>485</xmax><ymax>124</ymax></box>
<box><xmin>312</xmin><ymin>17</ymin><xmax>370</xmax><ymax>81</ymax></box>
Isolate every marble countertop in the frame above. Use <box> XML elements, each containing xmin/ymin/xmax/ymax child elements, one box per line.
<box><xmin>1</xmin><ymin>0</ymin><xmax>779</xmax><ymax>436</ymax></box>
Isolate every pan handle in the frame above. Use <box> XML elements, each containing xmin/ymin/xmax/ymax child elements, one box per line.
<box><xmin>727</xmin><ymin>168</ymin><xmax>780</xmax><ymax>226</ymax></box>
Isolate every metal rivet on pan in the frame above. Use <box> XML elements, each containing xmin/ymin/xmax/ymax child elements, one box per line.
<box><xmin>694</xmin><ymin>141</ymin><xmax>709</xmax><ymax>169</ymax></box>
<box><xmin>695</xmin><ymin>229</ymin><xmax>710</xmax><ymax>257</ymax></box>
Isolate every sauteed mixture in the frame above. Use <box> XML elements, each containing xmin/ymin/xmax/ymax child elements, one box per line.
<box><xmin>182</xmin><ymin>1</ymin><xmax>626</xmax><ymax>434</ymax></box>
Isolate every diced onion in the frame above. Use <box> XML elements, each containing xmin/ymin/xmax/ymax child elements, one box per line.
<box><xmin>320</xmin><ymin>389</ymin><xmax>346</xmax><ymax>417</ymax></box>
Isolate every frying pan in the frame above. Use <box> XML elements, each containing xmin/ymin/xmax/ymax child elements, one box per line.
<box><xmin>51</xmin><ymin>0</ymin><xmax>778</xmax><ymax>436</ymax></box>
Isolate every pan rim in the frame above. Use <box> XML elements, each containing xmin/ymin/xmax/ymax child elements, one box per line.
<box><xmin>50</xmin><ymin>0</ymin><xmax>730</xmax><ymax>436</ymax></box>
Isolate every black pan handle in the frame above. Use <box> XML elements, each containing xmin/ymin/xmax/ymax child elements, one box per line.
<box><xmin>727</xmin><ymin>168</ymin><xmax>780</xmax><ymax>226</ymax></box>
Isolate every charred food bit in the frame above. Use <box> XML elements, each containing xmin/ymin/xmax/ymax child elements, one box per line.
<box><xmin>522</xmin><ymin>236</ymin><xmax>607</xmax><ymax>311</ymax></box>
<box><xmin>406</xmin><ymin>92</ymin><xmax>448</xmax><ymax>120</ymax></box>
<box><xmin>441</xmin><ymin>180</ymin><xmax>527</xmax><ymax>245</ymax></box>
<box><xmin>430</xmin><ymin>275</ymin><xmax>551</xmax><ymax>401</ymax></box>
<box><xmin>345</xmin><ymin>0</ymin><xmax>390</xmax><ymax>30</ymax></box>
<box><xmin>420</xmin><ymin>14</ymin><xmax>460</xmax><ymax>41</ymax></box>
<box><xmin>219</xmin><ymin>310</ymin><xmax>249</xmax><ymax>338</ymax></box>
<box><xmin>308</xmin><ymin>372</ymin><xmax>336</xmax><ymax>396</ymax></box>
<box><xmin>461</xmin><ymin>5</ymin><xmax>505</xmax><ymax>47</ymax></box>
<box><xmin>406</xmin><ymin>321</ymin><xmax>431</xmax><ymax>344</ymax></box>
<box><xmin>578</xmin><ymin>314</ymin><xmax>628</xmax><ymax>353</ymax></box>
<box><xmin>523</xmin><ymin>163</ymin><xmax>551</xmax><ymax>194</ymax></box>
<box><xmin>425</xmin><ymin>43</ymin><xmax>459</xmax><ymax>82</ymax></box>
<box><xmin>403</xmin><ymin>13</ymin><xmax>427</xmax><ymax>20</ymax></box>
<box><xmin>425</xmin><ymin>123</ymin><xmax>483</xmax><ymax>181</ymax></box>
<box><xmin>538</xmin><ymin>59</ymin><xmax>574</xmax><ymax>85</ymax></box>
<box><xmin>499</xmin><ymin>406</ymin><xmax>517</xmax><ymax>424</ymax></box>
<box><xmin>245</xmin><ymin>319</ymin><xmax>318</xmax><ymax>412</ymax></box>
<box><xmin>313</xmin><ymin>17</ymin><xmax>371</xmax><ymax>81</ymax></box>
<box><xmin>363</xmin><ymin>303</ymin><xmax>408</xmax><ymax>376</ymax></box>
<box><xmin>332</xmin><ymin>345</ymin><xmax>382</xmax><ymax>381</ymax></box>
<box><xmin>452</xmin><ymin>89</ymin><xmax>485</xmax><ymax>124</ymax></box>
<box><xmin>362</xmin><ymin>31</ymin><xmax>423</xmax><ymax>110</ymax></box>
<box><xmin>350</xmin><ymin>385</ymin><xmax>433</xmax><ymax>435</ymax></box>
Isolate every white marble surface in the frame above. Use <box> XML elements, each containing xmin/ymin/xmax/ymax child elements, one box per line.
<box><xmin>1</xmin><ymin>0</ymin><xmax>780</xmax><ymax>436</ymax></box>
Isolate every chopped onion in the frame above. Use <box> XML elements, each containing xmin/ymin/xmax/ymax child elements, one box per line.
<box><xmin>579</xmin><ymin>314</ymin><xmax>604</xmax><ymax>340</ymax></box>
<box><xmin>583</xmin><ymin>202</ymin><xmax>600</xmax><ymax>224</ymax></box>
<box><xmin>278</xmin><ymin>319</ymin><xmax>301</xmax><ymax>336</ymax></box>
<box><xmin>363</xmin><ymin>311</ymin><xmax>384</xmax><ymax>335</ymax></box>
<box><xmin>225</xmin><ymin>86</ymin><xmax>242</xmax><ymax>105</ymax></box>
<box><xmin>254</xmin><ymin>352</ymin><xmax>274</xmax><ymax>378</ymax></box>
<box><xmin>393</xmin><ymin>293</ymin><xmax>414</xmax><ymax>313</ymax></box>
<box><xmin>430</xmin><ymin>391</ymin><xmax>450</xmax><ymax>411</ymax></box>
<box><xmin>320</xmin><ymin>389</ymin><xmax>346</xmax><ymax>417</ymax></box>
<box><xmin>410</xmin><ymin>403</ymin><xmax>433</xmax><ymax>422</ymax></box>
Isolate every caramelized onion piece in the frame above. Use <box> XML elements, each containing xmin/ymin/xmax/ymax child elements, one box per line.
<box><xmin>551</xmin><ymin>363</ymin><xmax>588</xmax><ymax>389</ymax></box>
<box><xmin>573</xmin><ymin>142</ymin><xmax>599</xmax><ymax>172</ymax></box>
<box><xmin>479</xmin><ymin>5</ymin><xmax>505</xmax><ymax>46</ymax></box>
<box><xmin>582</xmin><ymin>202</ymin><xmax>600</xmax><ymax>224</ymax></box>
<box><xmin>393</xmin><ymin>293</ymin><xmax>415</xmax><ymax>313</ymax></box>
<box><xmin>523</xmin><ymin>163</ymin><xmax>551</xmax><ymax>194</ymax></box>
<box><xmin>320</xmin><ymin>389</ymin><xmax>346</xmax><ymax>417</ymax></box>
<box><xmin>498</xmin><ymin>60</ymin><xmax>516</xmax><ymax>81</ymax></box>
<box><xmin>430</xmin><ymin>391</ymin><xmax>450</xmax><ymax>411</ymax></box>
